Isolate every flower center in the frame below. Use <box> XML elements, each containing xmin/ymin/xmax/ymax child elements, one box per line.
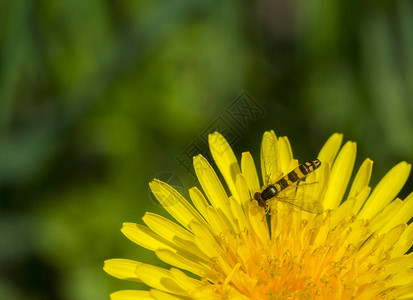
<box><xmin>253</xmin><ymin>250</ymin><xmax>321</xmax><ymax>300</ymax></box>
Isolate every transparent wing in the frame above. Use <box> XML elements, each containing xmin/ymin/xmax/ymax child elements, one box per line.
<box><xmin>260</xmin><ymin>132</ymin><xmax>280</xmax><ymax>187</ymax></box>
<box><xmin>271</xmin><ymin>181</ymin><xmax>324</xmax><ymax>214</ymax></box>
<box><xmin>275</xmin><ymin>196</ymin><xmax>324</xmax><ymax>214</ymax></box>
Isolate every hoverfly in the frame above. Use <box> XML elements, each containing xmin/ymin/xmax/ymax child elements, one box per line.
<box><xmin>254</xmin><ymin>157</ymin><xmax>324</xmax><ymax>214</ymax></box>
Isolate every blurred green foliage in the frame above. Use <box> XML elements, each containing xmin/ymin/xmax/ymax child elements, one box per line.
<box><xmin>0</xmin><ymin>1</ymin><xmax>412</xmax><ymax>299</ymax></box>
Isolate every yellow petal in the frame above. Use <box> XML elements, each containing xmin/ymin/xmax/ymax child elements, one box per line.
<box><xmin>193</xmin><ymin>154</ymin><xmax>233</xmax><ymax>221</ymax></box>
<box><xmin>111</xmin><ymin>290</ymin><xmax>153</xmax><ymax>300</ymax></box>
<box><xmin>393</xmin><ymin>286</ymin><xmax>413</xmax><ymax>300</ymax></box>
<box><xmin>348</xmin><ymin>158</ymin><xmax>373</xmax><ymax>199</ymax></box>
<box><xmin>345</xmin><ymin>218</ymin><xmax>371</xmax><ymax>246</ymax></box>
<box><xmin>149</xmin><ymin>179</ymin><xmax>206</xmax><ymax>229</ymax></box>
<box><xmin>379</xmin><ymin>223</ymin><xmax>406</xmax><ymax>249</ymax></box>
<box><xmin>380</xmin><ymin>192</ymin><xmax>413</xmax><ymax>233</ymax></box>
<box><xmin>368</xmin><ymin>199</ymin><xmax>403</xmax><ymax>233</ymax></box>
<box><xmin>330</xmin><ymin>197</ymin><xmax>355</xmax><ymax>227</ymax></box>
<box><xmin>248</xmin><ymin>205</ymin><xmax>269</xmax><ymax>244</ymax></box>
<box><xmin>304</xmin><ymin>160</ymin><xmax>330</xmax><ymax>208</ymax></box>
<box><xmin>234</xmin><ymin>173</ymin><xmax>251</xmax><ymax>207</ymax></box>
<box><xmin>229</xmin><ymin>195</ymin><xmax>248</xmax><ymax>231</ymax></box>
<box><xmin>386</xmin><ymin>269</ymin><xmax>413</xmax><ymax>286</ymax></box>
<box><xmin>287</xmin><ymin>158</ymin><xmax>299</xmax><ymax>172</ymax></box>
<box><xmin>190</xmin><ymin>220</ymin><xmax>220</xmax><ymax>257</ymax></box>
<box><xmin>169</xmin><ymin>268</ymin><xmax>204</xmax><ymax>290</ymax></box>
<box><xmin>323</xmin><ymin>141</ymin><xmax>357</xmax><ymax>210</ymax></box>
<box><xmin>150</xmin><ymin>289</ymin><xmax>186</xmax><ymax>300</ymax></box>
<box><xmin>121</xmin><ymin>222</ymin><xmax>173</xmax><ymax>252</ymax></box>
<box><xmin>241</xmin><ymin>152</ymin><xmax>260</xmax><ymax>193</ymax></box>
<box><xmin>209</xmin><ymin>132</ymin><xmax>241</xmax><ymax>199</ymax></box>
<box><xmin>351</xmin><ymin>186</ymin><xmax>371</xmax><ymax>215</ymax></box>
<box><xmin>261</xmin><ymin>131</ymin><xmax>279</xmax><ymax>184</ymax></box>
<box><xmin>143</xmin><ymin>213</ymin><xmax>194</xmax><ymax>246</ymax></box>
<box><xmin>393</xmin><ymin>223</ymin><xmax>413</xmax><ymax>256</ymax></box>
<box><xmin>155</xmin><ymin>249</ymin><xmax>205</xmax><ymax>276</ymax></box>
<box><xmin>103</xmin><ymin>259</ymin><xmax>141</xmax><ymax>282</ymax></box>
<box><xmin>189</xmin><ymin>187</ymin><xmax>209</xmax><ymax>221</ymax></box>
<box><xmin>358</xmin><ymin>162</ymin><xmax>411</xmax><ymax>219</ymax></box>
<box><xmin>135</xmin><ymin>264</ymin><xmax>187</xmax><ymax>295</ymax></box>
<box><xmin>223</xmin><ymin>263</ymin><xmax>241</xmax><ymax>288</ymax></box>
<box><xmin>142</xmin><ymin>213</ymin><xmax>209</xmax><ymax>261</ymax></box>
<box><xmin>206</xmin><ymin>206</ymin><xmax>231</xmax><ymax>235</ymax></box>
<box><xmin>399</xmin><ymin>294</ymin><xmax>413</xmax><ymax>300</ymax></box>
<box><xmin>376</xmin><ymin>256</ymin><xmax>413</xmax><ymax>282</ymax></box>
<box><xmin>277</xmin><ymin>136</ymin><xmax>294</xmax><ymax>174</ymax></box>
<box><xmin>318</xmin><ymin>133</ymin><xmax>343</xmax><ymax>164</ymax></box>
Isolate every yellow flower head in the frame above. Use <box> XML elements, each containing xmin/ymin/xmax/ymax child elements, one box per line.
<box><xmin>104</xmin><ymin>131</ymin><xmax>413</xmax><ymax>300</ymax></box>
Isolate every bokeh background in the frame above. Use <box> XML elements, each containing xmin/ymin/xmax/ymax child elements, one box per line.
<box><xmin>1</xmin><ymin>1</ymin><xmax>413</xmax><ymax>299</ymax></box>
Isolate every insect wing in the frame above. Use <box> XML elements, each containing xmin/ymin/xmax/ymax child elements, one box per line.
<box><xmin>302</xmin><ymin>161</ymin><xmax>329</xmax><ymax>202</ymax></box>
<box><xmin>260</xmin><ymin>131</ymin><xmax>280</xmax><ymax>186</ymax></box>
<box><xmin>276</xmin><ymin>181</ymin><xmax>324</xmax><ymax>214</ymax></box>
<box><xmin>276</xmin><ymin>195</ymin><xmax>323</xmax><ymax>214</ymax></box>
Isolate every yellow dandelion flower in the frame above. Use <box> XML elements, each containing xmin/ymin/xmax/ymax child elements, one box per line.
<box><xmin>104</xmin><ymin>131</ymin><xmax>413</xmax><ymax>300</ymax></box>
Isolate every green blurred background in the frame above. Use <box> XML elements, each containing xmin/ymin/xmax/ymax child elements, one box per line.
<box><xmin>1</xmin><ymin>1</ymin><xmax>413</xmax><ymax>299</ymax></box>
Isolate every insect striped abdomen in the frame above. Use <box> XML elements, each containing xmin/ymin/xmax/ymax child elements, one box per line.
<box><xmin>276</xmin><ymin>159</ymin><xmax>321</xmax><ymax>193</ymax></box>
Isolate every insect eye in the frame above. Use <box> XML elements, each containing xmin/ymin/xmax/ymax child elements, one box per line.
<box><xmin>254</xmin><ymin>192</ymin><xmax>261</xmax><ymax>201</ymax></box>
